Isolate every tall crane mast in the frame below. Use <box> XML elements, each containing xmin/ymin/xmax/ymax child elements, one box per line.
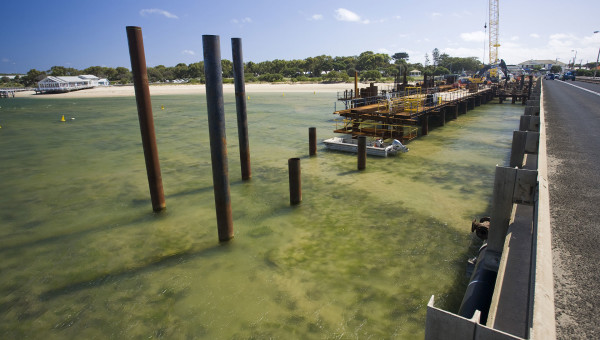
<box><xmin>489</xmin><ymin>0</ymin><xmax>500</xmax><ymax>64</ymax></box>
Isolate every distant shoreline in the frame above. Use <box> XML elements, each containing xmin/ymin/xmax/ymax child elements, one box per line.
<box><xmin>13</xmin><ymin>82</ymin><xmax>396</xmax><ymax>99</ymax></box>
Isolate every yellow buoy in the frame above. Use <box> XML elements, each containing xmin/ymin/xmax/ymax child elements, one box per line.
<box><xmin>60</xmin><ymin>115</ymin><xmax>65</xmax><ymax>122</ymax></box>
<box><xmin>314</xmin><ymin>91</ymin><xmax>316</xmax><ymax>95</ymax></box>
<box><xmin>282</xmin><ymin>93</ymin><xmax>285</xmax><ymax>97</ymax></box>
<box><xmin>161</xmin><ymin>105</ymin><xmax>164</xmax><ymax>110</ymax></box>
<box><xmin>247</xmin><ymin>96</ymin><xmax>250</xmax><ymax>100</ymax></box>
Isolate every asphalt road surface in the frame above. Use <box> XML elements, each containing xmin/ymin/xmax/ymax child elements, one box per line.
<box><xmin>543</xmin><ymin>79</ymin><xmax>600</xmax><ymax>339</ymax></box>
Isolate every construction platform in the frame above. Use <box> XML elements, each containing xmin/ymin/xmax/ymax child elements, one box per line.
<box><xmin>333</xmin><ymin>84</ymin><xmax>496</xmax><ymax>142</ymax></box>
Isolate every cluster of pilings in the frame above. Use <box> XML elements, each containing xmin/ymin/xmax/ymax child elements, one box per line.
<box><xmin>494</xmin><ymin>75</ymin><xmax>534</xmax><ymax>104</ymax></box>
<box><xmin>126</xmin><ymin>27</ymin><xmax>251</xmax><ymax>242</ymax></box>
<box><xmin>127</xmin><ymin>28</ymin><xmax>321</xmax><ymax>242</ymax></box>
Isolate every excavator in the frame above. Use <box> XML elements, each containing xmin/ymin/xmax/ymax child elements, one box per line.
<box><xmin>472</xmin><ymin>59</ymin><xmax>509</xmax><ymax>83</ymax></box>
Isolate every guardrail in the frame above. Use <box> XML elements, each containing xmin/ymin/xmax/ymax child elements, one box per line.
<box><xmin>575</xmin><ymin>76</ymin><xmax>600</xmax><ymax>84</ymax></box>
<box><xmin>425</xmin><ymin>79</ymin><xmax>556</xmax><ymax>339</ymax></box>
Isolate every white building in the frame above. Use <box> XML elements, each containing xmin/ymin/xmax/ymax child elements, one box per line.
<box><xmin>37</xmin><ymin>75</ymin><xmax>99</xmax><ymax>93</ymax></box>
<box><xmin>518</xmin><ymin>60</ymin><xmax>567</xmax><ymax>72</ymax></box>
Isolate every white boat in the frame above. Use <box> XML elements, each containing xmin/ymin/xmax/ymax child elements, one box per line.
<box><xmin>323</xmin><ymin>137</ymin><xmax>408</xmax><ymax>157</ymax></box>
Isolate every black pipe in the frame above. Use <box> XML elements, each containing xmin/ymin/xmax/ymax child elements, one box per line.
<box><xmin>458</xmin><ymin>244</ymin><xmax>497</xmax><ymax>324</ymax></box>
<box><xmin>203</xmin><ymin>35</ymin><xmax>234</xmax><ymax>242</ymax></box>
<box><xmin>126</xmin><ymin>26</ymin><xmax>166</xmax><ymax>212</ymax></box>
<box><xmin>231</xmin><ymin>38</ymin><xmax>251</xmax><ymax>181</ymax></box>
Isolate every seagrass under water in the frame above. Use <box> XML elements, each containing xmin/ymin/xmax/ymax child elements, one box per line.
<box><xmin>0</xmin><ymin>92</ymin><xmax>523</xmax><ymax>338</ymax></box>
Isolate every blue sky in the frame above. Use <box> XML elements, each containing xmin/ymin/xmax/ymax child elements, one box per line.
<box><xmin>2</xmin><ymin>0</ymin><xmax>599</xmax><ymax>74</ymax></box>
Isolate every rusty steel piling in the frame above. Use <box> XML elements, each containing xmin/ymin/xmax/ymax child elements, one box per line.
<box><xmin>288</xmin><ymin>158</ymin><xmax>301</xmax><ymax>205</ymax></box>
<box><xmin>309</xmin><ymin>127</ymin><xmax>317</xmax><ymax>156</ymax></box>
<box><xmin>203</xmin><ymin>35</ymin><xmax>234</xmax><ymax>242</ymax></box>
<box><xmin>357</xmin><ymin>136</ymin><xmax>366</xmax><ymax>170</ymax></box>
<box><xmin>126</xmin><ymin>26</ymin><xmax>166</xmax><ymax>212</ymax></box>
<box><xmin>231</xmin><ymin>38</ymin><xmax>251</xmax><ymax>181</ymax></box>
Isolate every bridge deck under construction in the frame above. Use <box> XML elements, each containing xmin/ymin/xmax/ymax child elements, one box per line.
<box><xmin>333</xmin><ymin>85</ymin><xmax>495</xmax><ymax>142</ymax></box>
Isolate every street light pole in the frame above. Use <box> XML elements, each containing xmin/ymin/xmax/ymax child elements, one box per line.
<box><xmin>571</xmin><ymin>50</ymin><xmax>578</xmax><ymax>69</ymax></box>
<box><xmin>594</xmin><ymin>31</ymin><xmax>599</xmax><ymax>79</ymax></box>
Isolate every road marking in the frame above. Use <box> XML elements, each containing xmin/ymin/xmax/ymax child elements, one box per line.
<box><xmin>558</xmin><ymin>81</ymin><xmax>600</xmax><ymax>97</ymax></box>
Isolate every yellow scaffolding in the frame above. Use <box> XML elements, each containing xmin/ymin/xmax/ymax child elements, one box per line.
<box><xmin>333</xmin><ymin>119</ymin><xmax>419</xmax><ymax>141</ymax></box>
<box><xmin>404</xmin><ymin>87</ymin><xmax>422</xmax><ymax>113</ymax></box>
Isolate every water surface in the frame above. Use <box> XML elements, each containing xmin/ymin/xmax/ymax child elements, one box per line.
<box><xmin>0</xmin><ymin>92</ymin><xmax>522</xmax><ymax>338</ymax></box>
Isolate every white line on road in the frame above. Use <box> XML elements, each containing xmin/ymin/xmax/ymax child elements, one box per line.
<box><xmin>557</xmin><ymin>80</ymin><xmax>600</xmax><ymax>97</ymax></box>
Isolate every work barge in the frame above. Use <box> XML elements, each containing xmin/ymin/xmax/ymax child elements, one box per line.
<box><xmin>332</xmin><ymin>77</ymin><xmax>534</xmax><ymax>143</ymax></box>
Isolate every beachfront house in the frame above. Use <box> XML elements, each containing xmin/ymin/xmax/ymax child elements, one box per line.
<box><xmin>36</xmin><ymin>75</ymin><xmax>100</xmax><ymax>93</ymax></box>
<box><xmin>409</xmin><ymin>69</ymin><xmax>422</xmax><ymax>77</ymax></box>
<box><xmin>518</xmin><ymin>59</ymin><xmax>567</xmax><ymax>72</ymax></box>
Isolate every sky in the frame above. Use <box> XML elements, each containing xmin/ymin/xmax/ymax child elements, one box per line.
<box><xmin>2</xmin><ymin>0</ymin><xmax>600</xmax><ymax>74</ymax></box>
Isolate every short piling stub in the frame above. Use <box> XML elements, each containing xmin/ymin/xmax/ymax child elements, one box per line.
<box><xmin>309</xmin><ymin>127</ymin><xmax>317</xmax><ymax>156</ymax></box>
<box><xmin>126</xmin><ymin>26</ymin><xmax>166</xmax><ymax>212</ymax></box>
<box><xmin>288</xmin><ymin>158</ymin><xmax>301</xmax><ymax>205</ymax></box>
<box><xmin>357</xmin><ymin>136</ymin><xmax>367</xmax><ymax>170</ymax></box>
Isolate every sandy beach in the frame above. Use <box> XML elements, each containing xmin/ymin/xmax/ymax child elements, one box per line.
<box><xmin>14</xmin><ymin>82</ymin><xmax>395</xmax><ymax>99</ymax></box>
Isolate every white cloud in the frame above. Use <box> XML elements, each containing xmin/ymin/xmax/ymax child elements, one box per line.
<box><xmin>1</xmin><ymin>58</ymin><xmax>10</xmax><ymax>63</ymax></box>
<box><xmin>140</xmin><ymin>8</ymin><xmax>178</xmax><ymax>19</ymax></box>
<box><xmin>460</xmin><ymin>31</ymin><xmax>486</xmax><ymax>42</ymax></box>
<box><xmin>309</xmin><ymin>14</ymin><xmax>323</xmax><ymax>21</ymax></box>
<box><xmin>530</xmin><ymin>33</ymin><xmax>540</xmax><ymax>39</ymax></box>
<box><xmin>431</xmin><ymin>12</ymin><xmax>442</xmax><ymax>18</ymax></box>
<box><xmin>232</xmin><ymin>17</ymin><xmax>252</xmax><ymax>24</ymax></box>
<box><xmin>378</xmin><ymin>48</ymin><xmax>391</xmax><ymax>54</ymax></box>
<box><xmin>334</xmin><ymin>8</ymin><xmax>369</xmax><ymax>24</ymax></box>
<box><xmin>510</xmin><ymin>36</ymin><xmax>519</xmax><ymax>41</ymax></box>
<box><xmin>548</xmin><ymin>33</ymin><xmax>576</xmax><ymax>48</ymax></box>
<box><xmin>182</xmin><ymin>50</ymin><xmax>195</xmax><ymax>56</ymax></box>
<box><xmin>442</xmin><ymin>47</ymin><xmax>483</xmax><ymax>60</ymax></box>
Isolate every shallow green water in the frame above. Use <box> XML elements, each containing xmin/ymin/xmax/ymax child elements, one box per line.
<box><xmin>0</xmin><ymin>92</ymin><xmax>522</xmax><ymax>338</ymax></box>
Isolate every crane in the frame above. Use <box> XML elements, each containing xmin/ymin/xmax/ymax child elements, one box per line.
<box><xmin>489</xmin><ymin>0</ymin><xmax>500</xmax><ymax>64</ymax></box>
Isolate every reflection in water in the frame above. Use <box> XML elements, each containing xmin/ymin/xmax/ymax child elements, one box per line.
<box><xmin>0</xmin><ymin>93</ymin><xmax>522</xmax><ymax>338</ymax></box>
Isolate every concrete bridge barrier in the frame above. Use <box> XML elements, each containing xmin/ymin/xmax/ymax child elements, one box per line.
<box><xmin>425</xmin><ymin>79</ymin><xmax>556</xmax><ymax>339</ymax></box>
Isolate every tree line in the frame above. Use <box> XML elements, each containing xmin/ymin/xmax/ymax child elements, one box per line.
<box><xmin>1</xmin><ymin>49</ymin><xmax>485</xmax><ymax>88</ymax></box>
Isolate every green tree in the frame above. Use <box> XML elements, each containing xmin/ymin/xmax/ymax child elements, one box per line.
<box><xmin>147</xmin><ymin>67</ymin><xmax>164</xmax><ymax>83</ymax></box>
<box><xmin>22</xmin><ymin>69</ymin><xmax>46</xmax><ymax>87</ymax></box>
<box><xmin>323</xmin><ymin>70</ymin><xmax>350</xmax><ymax>83</ymax></box>
<box><xmin>221</xmin><ymin>60</ymin><xmax>233</xmax><ymax>78</ymax></box>
<box><xmin>50</xmin><ymin>66</ymin><xmax>67</xmax><ymax>76</ymax></box>
<box><xmin>550</xmin><ymin>65</ymin><xmax>562</xmax><ymax>73</ymax></box>
<box><xmin>432</xmin><ymin>48</ymin><xmax>440</xmax><ymax>67</ymax></box>
<box><xmin>188</xmin><ymin>62</ymin><xmax>204</xmax><ymax>79</ymax></box>
<box><xmin>245</xmin><ymin>61</ymin><xmax>256</xmax><ymax>75</ymax></box>
<box><xmin>174</xmin><ymin>63</ymin><xmax>189</xmax><ymax>79</ymax></box>
<box><xmin>83</xmin><ymin>66</ymin><xmax>105</xmax><ymax>77</ymax></box>
<box><xmin>433</xmin><ymin>66</ymin><xmax>450</xmax><ymax>75</ymax></box>
<box><xmin>114</xmin><ymin>67</ymin><xmax>131</xmax><ymax>82</ymax></box>
<box><xmin>258</xmin><ymin>73</ymin><xmax>283</xmax><ymax>82</ymax></box>
<box><xmin>360</xmin><ymin>70</ymin><xmax>382</xmax><ymax>81</ymax></box>
<box><xmin>392</xmin><ymin>52</ymin><xmax>409</xmax><ymax>63</ymax></box>
<box><xmin>357</xmin><ymin>51</ymin><xmax>391</xmax><ymax>71</ymax></box>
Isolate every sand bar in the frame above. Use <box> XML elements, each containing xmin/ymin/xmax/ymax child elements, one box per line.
<box><xmin>13</xmin><ymin>82</ymin><xmax>396</xmax><ymax>99</ymax></box>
